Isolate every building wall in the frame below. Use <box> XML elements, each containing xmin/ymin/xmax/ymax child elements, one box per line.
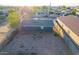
<box><xmin>53</xmin><ymin>18</ymin><xmax>79</xmax><ymax>54</ymax></box>
<box><xmin>22</xmin><ymin>26</ymin><xmax>52</xmax><ymax>32</ymax></box>
<box><xmin>53</xmin><ymin>20</ymin><xmax>64</xmax><ymax>38</ymax></box>
<box><xmin>57</xmin><ymin>19</ymin><xmax>79</xmax><ymax>46</ymax></box>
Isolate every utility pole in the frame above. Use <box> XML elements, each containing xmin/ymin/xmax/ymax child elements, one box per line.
<box><xmin>48</xmin><ymin>2</ymin><xmax>51</xmax><ymax>15</ymax></box>
<box><xmin>50</xmin><ymin>2</ymin><xmax>52</xmax><ymax>11</ymax></box>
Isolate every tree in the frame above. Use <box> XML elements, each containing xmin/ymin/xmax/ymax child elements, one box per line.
<box><xmin>7</xmin><ymin>9</ymin><xmax>20</xmax><ymax>28</ymax></box>
<box><xmin>71</xmin><ymin>8</ymin><xmax>77</xmax><ymax>15</ymax></box>
<box><xmin>60</xmin><ymin>6</ymin><xmax>67</xmax><ymax>11</ymax></box>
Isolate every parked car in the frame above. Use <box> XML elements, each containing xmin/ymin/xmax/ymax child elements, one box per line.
<box><xmin>36</xmin><ymin>11</ymin><xmax>49</xmax><ymax>17</ymax></box>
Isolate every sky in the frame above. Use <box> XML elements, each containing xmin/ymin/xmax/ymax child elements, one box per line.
<box><xmin>0</xmin><ymin>0</ymin><xmax>79</xmax><ymax>6</ymax></box>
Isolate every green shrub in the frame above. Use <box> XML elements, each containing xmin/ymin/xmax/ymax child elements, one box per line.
<box><xmin>71</xmin><ymin>8</ymin><xmax>77</xmax><ymax>15</ymax></box>
<box><xmin>54</xmin><ymin>32</ymin><xmax>60</xmax><ymax>37</ymax></box>
<box><xmin>7</xmin><ymin>9</ymin><xmax>19</xmax><ymax>28</ymax></box>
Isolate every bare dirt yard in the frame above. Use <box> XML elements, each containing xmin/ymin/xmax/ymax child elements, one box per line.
<box><xmin>2</xmin><ymin>31</ymin><xmax>72</xmax><ymax>55</ymax></box>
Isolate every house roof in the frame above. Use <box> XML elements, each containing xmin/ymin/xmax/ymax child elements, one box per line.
<box><xmin>58</xmin><ymin>15</ymin><xmax>79</xmax><ymax>36</ymax></box>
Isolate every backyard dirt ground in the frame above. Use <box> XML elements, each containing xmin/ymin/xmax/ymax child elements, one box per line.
<box><xmin>2</xmin><ymin>31</ymin><xmax>72</xmax><ymax>55</ymax></box>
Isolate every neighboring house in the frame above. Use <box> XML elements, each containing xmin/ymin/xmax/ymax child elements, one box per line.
<box><xmin>36</xmin><ymin>11</ymin><xmax>49</xmax><ymax>17</ymax></box>
<box><xmin>76</xmin><ymin>12</ymin><xmax>79</xmax><ymax>17</ymax></box>
<box><xmin>49</xmin><ymin>10</ymin><xmax>61</xmax><ymax>18</ymax></box>
<box><xmin>61</xmin><ymin>9</ymin><xmax>72</xmax><ymax>16</ymax></box>
<box><xmin>0</xmin><ymin>9</ymin><xmax>8</xmax><ymax>24</ymax></box>
<box><xmin>53</xmin><ymin>15</ymin><xmax>79</xmax><ymax>54</ymax></box>
<box><xmin>0</xmin><ymin>10</ymin><xmax>8</xmax><ymax>19</ymax></box>
<box><xmin>20</xmin><ymin>19</ymin><xmax>53</xmax><ymax>32</ymax></box>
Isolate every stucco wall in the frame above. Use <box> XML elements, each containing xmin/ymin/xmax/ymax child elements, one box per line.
<box><xmin>53</xmin><ymin>18</ymin><xmax>79</xmax><ymax>54</ymax></box>
<box><xmin>53</xmin><ymin>20</ymin><xmax>64</xmax><ymax>38</ymax></box>
<box><xmin>57</xmin><ymin>19</ymin><xmax>79</xmax><ymax>46</ymax></box>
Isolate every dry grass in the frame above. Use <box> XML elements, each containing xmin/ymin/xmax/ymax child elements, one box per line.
<box><xmin>0</xmin><ymin>24</ymin><xmax>10</xmax><ymax>43</ymax></box>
